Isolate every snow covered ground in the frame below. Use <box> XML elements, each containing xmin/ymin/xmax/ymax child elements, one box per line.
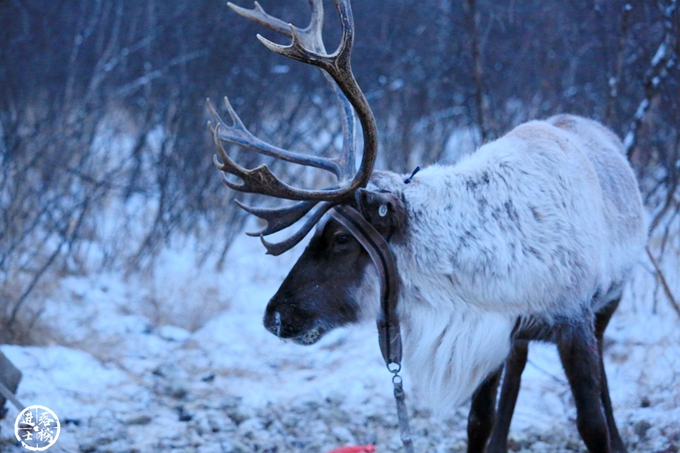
<box><xmin>0</xmin><ymin>232</ymin><xmax>679</xmax><ymax>453</ymax></box>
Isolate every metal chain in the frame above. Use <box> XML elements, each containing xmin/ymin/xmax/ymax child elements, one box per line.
<box><xmin>392</xmin><ymin>372</ymin><xmax>414</xmax><ymax>453</ymax></box>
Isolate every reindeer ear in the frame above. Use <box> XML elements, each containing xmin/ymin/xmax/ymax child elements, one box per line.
<box><xmin>355</xmin><ymin>188</ymin><xmax>407</xmax><ymax>236</ymax></box>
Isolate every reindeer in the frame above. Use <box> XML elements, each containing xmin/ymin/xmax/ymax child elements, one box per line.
<box><xmin>207</xmin><ymin>1</ymin><xmax>647</xmax><ymax>452</ymax></box>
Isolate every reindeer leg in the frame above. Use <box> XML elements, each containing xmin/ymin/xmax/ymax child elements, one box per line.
<box><xmin>466</xmin><ymin>366</ymin><xmax>502</xmax><ymax>453</ymax></box>
<box><xmin>595</xmin><ymin>299</ymin><xmax>627</xmax><ymax>453</ymax></box>
<box><xmin>486</xmin><ymin>340</ymin><xmax>529</xmax><ymax>453</ymax></box>
<box><xmin>556</xmin><ymin>316</ymin><xmax>611</xmax><ymax>453</ymax></box>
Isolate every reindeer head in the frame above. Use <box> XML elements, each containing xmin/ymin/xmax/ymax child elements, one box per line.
<box><xmin>210</xmin><ymin>0</ymin><xmax>407</xmax><ymax>345</ymax></box>
<box><xmin>264</xmin><ymin>179</ymin><xmax>408</xmax><ymax>345</ymax></box>
<box><xmin>262</xmin><ymin>215</ymin><xmax>372</xmax><ymax>345</ymax></box>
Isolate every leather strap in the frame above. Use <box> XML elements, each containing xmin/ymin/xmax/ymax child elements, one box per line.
<box><xmin>329</xmin><ymin>205</ymin><xmax>402</xmax><ymax>367</ymax></box>
<box><xmin>329</xmin><ymin>205</ymin><xmax>414</xmax><ymax>453</ymax></box>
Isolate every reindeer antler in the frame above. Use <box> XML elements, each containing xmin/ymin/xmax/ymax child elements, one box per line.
<box><xmin>209</xmin><ymin>0</ymin><xmax>377</xmax><ymax>255</ymax></box>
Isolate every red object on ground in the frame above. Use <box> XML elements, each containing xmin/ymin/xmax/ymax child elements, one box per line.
<box><xmin>325</xmin><ymin>445</ymin><xmax>376</xmax><ymax>453</ymax></box>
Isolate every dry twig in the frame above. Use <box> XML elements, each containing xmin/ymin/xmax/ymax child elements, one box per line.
<box><xmin>646</xmin><ymin>245</ymin><xmax>680</xmax><ymax>318</ymax></box>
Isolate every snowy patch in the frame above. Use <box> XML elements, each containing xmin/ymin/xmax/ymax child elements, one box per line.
<box><xmin>0</xmin><ymin>232</ymin><xmax>679</xmax><ymax>452</ymax></box>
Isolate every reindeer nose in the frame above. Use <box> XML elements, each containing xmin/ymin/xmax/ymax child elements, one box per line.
<box><xmin>273</xmin><ymin>312</ymin><xmax>282</xmax><ymax>337</ymax></box>
<box><xmin>263</xmin><ymin>309</ymin><xmax>282</xmax><ymax>337</ymax></box>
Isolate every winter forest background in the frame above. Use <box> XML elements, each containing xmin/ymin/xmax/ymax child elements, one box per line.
<box><xmin>0</xmin><ymin>0</ymin><xmax>679</xmax><ymax>452</ymax></box>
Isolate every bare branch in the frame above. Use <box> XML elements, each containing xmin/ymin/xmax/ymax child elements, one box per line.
<box><xmin>465</xmin><ymin>0</ymin><xmax>489</xmax><ymax>143</ymax></box>
<box><xmin>624</xmin><ymin>0</ymin><xmax>678</xmax><ymax>158</ymax></box>
<box><xmin>646</xmin><ymin>245</ymin><xmax>680</xmax><ymax>318</ymax></box>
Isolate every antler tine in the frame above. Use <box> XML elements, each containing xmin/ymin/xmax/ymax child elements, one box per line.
<box><xmin>211</xmin><ymin>121</ymin><xmax>325</xmax><ymax>200</ymax></box>
<box><xmin>227</xmin><ymin>2</ymin><xmax>292</xmax><ymax>37</ymax></box>
<box><xmin>228</xmin><ymin>0</ymin><xmax>325</xmax><ymax>53</ymax></box>
<box><xmin>253</xmin><ymin>1</ymin><xmax>350</xmax><ymax>67</ymax></box>
<box><xmin>304</xmin><ymin>0</ymin><xmax>325</xmax><ymax>52</ymax></box>
<box><xmin>331</xmin><ymin>0</ymin><xmax>354</xmax><ymax>64</ymax></box>
<box><xmin>329</xmin><ymin>75</ymin><xmax>357</xmax><ymax>181</ymax></box>
<box><xmin>260</xmin><ymin>201</ymin><xmax>336</xmax><ymax>256</ymax></box>
<box><xmin>207</xmin><ymin>98</ymin><xmax>341</xmax><ymax>177</ymax></box>
<box><xmin>236</xmin><ymin>199</ymin><xmax>317</xmax><ymax>237</ymax></box>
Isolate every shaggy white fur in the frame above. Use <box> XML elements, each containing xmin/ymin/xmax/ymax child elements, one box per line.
<box><xmin>358</xmin><ymin>114</ymin><xmax>647</xmax><ymax>412</ymax></box>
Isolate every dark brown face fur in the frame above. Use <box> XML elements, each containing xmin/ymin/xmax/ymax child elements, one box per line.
<box><xmin>263</xmin><ymin>219</ymin><xmax>372</xmax><ymax>345</ymax></box>
<box><xmin>263</xmin><ymin>186</ymin><xmax>408</xmax><ymax>345</ymax></box>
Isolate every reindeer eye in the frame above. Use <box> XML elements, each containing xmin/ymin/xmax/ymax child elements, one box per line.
<box><xmin>334</xmin><ymin>234</ymin><xmax>351</xmax><ymax>245</ymax></box>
